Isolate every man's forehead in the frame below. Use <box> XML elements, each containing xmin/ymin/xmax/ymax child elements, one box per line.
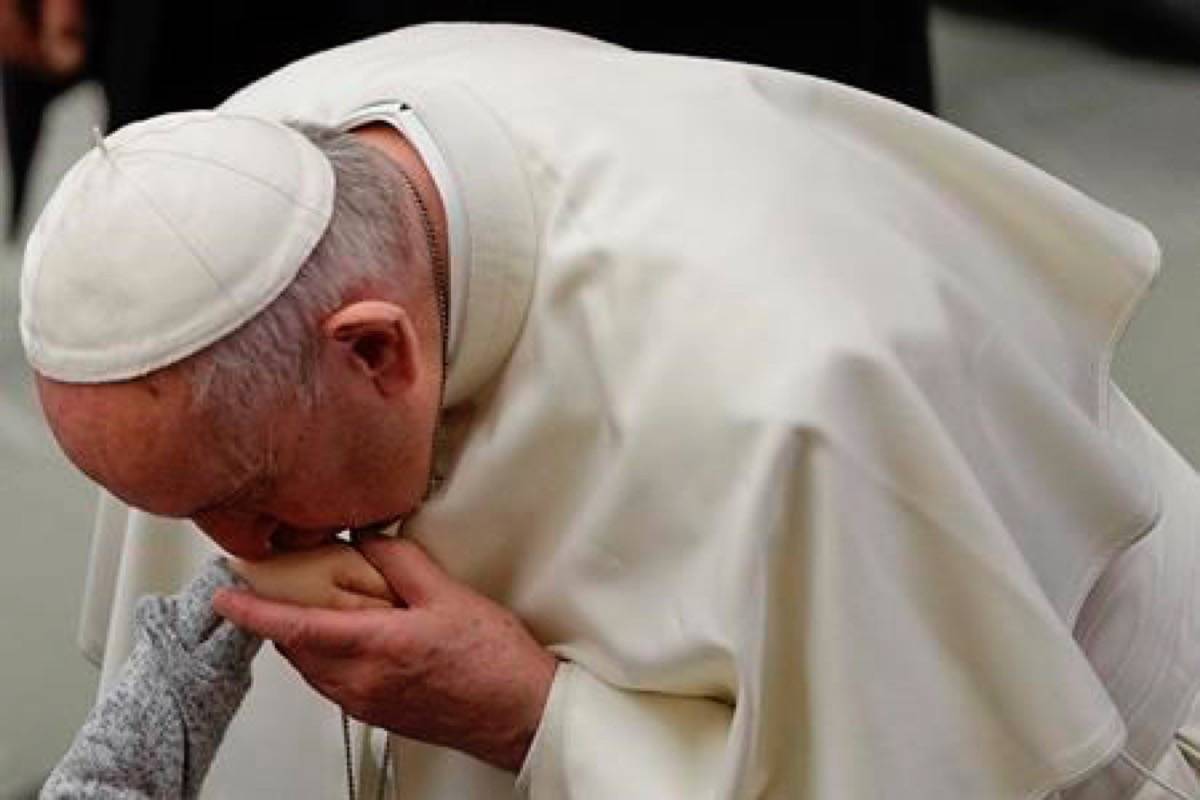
<box><xmin>37</xmin><ymin>368</ymin><xmax>168</xmax><ymax>410</ymax></box>
<box><xmin>36</xmin><ymin>370</ymin><xmax>250</xmax><ymax>517</ymax></box>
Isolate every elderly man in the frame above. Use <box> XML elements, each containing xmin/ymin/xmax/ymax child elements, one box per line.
<box><xmin>22</xmin><ymin>23</ymin><xmax>1200</xmax><ymax>800</ymax></box>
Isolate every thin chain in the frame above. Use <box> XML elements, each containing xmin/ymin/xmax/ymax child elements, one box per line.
<box><xmin>340</xmin><ymin>157</ymin><xmax>451</xmax><ymax>800</ymax></box>
<box><xmin>341</xmin><ymin>714</ymin><xmax>394</xmax><ymax>800</ymax></box>
<box><xmin>397</xmin><ymin>170</ymin><xmax>450</xmax><ymax>375</ymax></box>
<box><xmin>343</xmin><ymin>712</ymin><xmax>357</xmax><ymax>800</ymax></box>
<box><xmin>401</xmin><ymin>168</ymin><xmax>451</xmax><ymax>498</ymax></box>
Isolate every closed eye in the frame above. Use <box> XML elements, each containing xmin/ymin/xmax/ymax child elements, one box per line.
<box><xmin>188</xmin><ymin>472</ymin><xmax>273</xmax><ymax>518</ymax></box>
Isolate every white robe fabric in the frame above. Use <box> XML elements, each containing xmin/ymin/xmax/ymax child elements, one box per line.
<box><xmin>76</xmin><ymin>24</ymin><xmax>1200</xmax><ymax>799</ymax></box>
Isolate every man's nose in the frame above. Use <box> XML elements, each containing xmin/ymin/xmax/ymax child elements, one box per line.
<box><xmin>191</xmin><ymin>509</ymin><xmax>276</xmax><ymax>561</ymax></box>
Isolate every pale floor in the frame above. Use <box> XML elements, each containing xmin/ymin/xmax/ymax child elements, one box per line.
<box><xmin>0</xmin><ymin>7</ymin><xmax>1197</xmax><ymax>796</ymax></box>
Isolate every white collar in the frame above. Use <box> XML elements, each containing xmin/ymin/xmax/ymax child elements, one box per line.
<box><xmin>385</xmin><ymin>106</ymin><xmax>470</xmax><ymax>364</ymax></box>
<box><xmin>340</xmin><ymin>90</ymin><xmax>537</xmax><ymax>407</ymax></box>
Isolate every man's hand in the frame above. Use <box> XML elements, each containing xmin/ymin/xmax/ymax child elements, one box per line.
<box><xmin>212</xmin><ymin>538</ymin><xmax>557</xmax><ymax>773</ymax></box>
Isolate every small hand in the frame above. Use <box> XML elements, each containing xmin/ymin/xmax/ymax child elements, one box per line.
<box><xmin>213</xmin><ymin>538</ymin><xmax>557</xmax><ymax>772</ymax></box>
<box><xmin>229</xmin><ymin>542</ymin><xmax>395</xmax><ymax>611</ymax></box>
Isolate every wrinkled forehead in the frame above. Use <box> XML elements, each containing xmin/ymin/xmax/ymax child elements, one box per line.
<box><xmin>34</xmin><ymin>369</ymin><xmax>247</xmax><ymax>517</ymax></box>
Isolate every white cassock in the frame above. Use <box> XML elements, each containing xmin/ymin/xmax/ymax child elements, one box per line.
<box><xmin>77</xmin><ymin>24</ymin><xmax>1200</xmax><ymax>799</ymax></box>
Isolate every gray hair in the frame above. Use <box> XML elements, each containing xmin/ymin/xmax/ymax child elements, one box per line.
<box><xmin>183</xmin><ymin>122</ymin><xmax>425</xmax><ymax>445</ymax></box>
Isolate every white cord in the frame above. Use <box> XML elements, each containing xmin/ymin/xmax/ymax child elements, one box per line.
<box><xmin>1119</xmin><ymin>750</ymin><xmax>1200</xmax><ymax>800</ymax></box>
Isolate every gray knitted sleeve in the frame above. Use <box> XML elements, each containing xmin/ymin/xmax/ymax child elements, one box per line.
<box><xmin>41</xmin><ymin>559</ymin><xmax>262</xmax><ymax>799</ymax></box>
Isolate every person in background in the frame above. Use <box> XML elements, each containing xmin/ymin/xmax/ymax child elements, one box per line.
<box><xmin>0</xmin><ymin>0</ymin><xmax>933</xmax><ymax>238</ymax></box>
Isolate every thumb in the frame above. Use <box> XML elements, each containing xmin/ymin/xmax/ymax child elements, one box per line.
<box><xmin>356</xmin><ymin>537</ymin><xmax>447</xmax><ymax>607</ymax></box>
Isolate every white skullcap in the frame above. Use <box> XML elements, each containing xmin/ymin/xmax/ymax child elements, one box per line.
<box><xmin>20</xmin><ymin>110</ymin><xmax>335</xmax><ymax>382</ymax></box>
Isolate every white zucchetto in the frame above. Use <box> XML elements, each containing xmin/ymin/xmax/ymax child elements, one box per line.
<box><xmin>20</xmin><ymin>110</ymin><xmax>335</xmax><ymax>382</ymax></box>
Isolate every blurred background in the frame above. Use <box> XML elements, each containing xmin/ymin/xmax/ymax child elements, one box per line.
<box><xmin>0</xmin><ymin>1</ymin><xmax>1197</xmax><ymax>795</ymax></box>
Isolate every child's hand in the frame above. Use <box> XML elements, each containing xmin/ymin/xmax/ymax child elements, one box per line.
<box><xmin>229</xmin><ymin>542</ymin><xmax>396</xmax><ymax>610</ymax></box>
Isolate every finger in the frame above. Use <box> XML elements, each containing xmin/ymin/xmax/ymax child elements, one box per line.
<box><xmin>330</xmin><ymin>588</ymin><xmax>395</xmax><ymax>612</ymax></box>
<box><xmin>213</xmin><ymin>587</ymin><xmax>392</xmax><ymax>654</ymax></box>
<box><xmin>333</xmin><ymin>553</ymin><xmax>397</xmax><ymax>605</ymax></box>
<box><xmin>356</xmin><ymin>537</ymin><xmax>447</xmax><ymax>607</ymax></box>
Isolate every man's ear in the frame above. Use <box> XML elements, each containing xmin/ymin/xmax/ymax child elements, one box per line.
<box><xmin>322</xmin><ymin>301</ymin><xmax>423</xmax><ymax>393</ymax></box>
